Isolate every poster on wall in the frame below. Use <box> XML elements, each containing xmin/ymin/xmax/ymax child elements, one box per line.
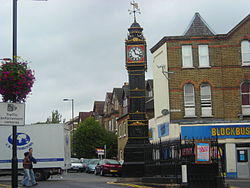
<box><xmin>195</xmin><ymin>141</ymin><xmax>211</xmax><ymax>164</ymax></box>
<box><xmin>157</xmin><ymin>123</ymin><xmax>169</xmax><ymax>138</ymax></box>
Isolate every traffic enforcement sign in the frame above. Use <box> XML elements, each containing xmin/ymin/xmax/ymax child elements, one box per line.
<box><xmin>0</xmin><ymin>102</ymin><xmax>25</xmax><ymax>126</ymax></box>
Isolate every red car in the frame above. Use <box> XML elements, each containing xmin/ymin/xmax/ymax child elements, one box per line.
<box><xmin>94</xmin><ymin>159</ymin><xmax>122</xmax><ymax>176</ymax></box>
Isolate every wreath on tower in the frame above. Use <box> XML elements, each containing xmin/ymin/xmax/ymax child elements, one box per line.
<box><xmin>0</xmin><ymin>59</ymin><xmax>35</xmax><ymax>103</ymax></box>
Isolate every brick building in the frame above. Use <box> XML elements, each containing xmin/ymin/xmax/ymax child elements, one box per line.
<box><xmin>150</xmin><ymin>13</ymin><xmax>250</xmax><ymax>178</ymax></box>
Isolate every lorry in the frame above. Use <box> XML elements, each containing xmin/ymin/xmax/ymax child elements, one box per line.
<box><xmin>0</xmin><ymin>123</ymin><xmax>71</xmax><ymax>180</ymax></box>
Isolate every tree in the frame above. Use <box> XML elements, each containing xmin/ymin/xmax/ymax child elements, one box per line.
<box><xmin>46</xmin><ymin>110</ymin><xmax>63</xmax><ymax>124</ymax></box>
<box><xmin>74</xmin><ymin>117</ymin><xmax>117</xmax><ymax>159</ymax></box>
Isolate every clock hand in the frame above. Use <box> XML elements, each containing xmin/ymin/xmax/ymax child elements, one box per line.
<box><xmin>134</xmin><ymin>49</ymin><xmax>140</xmax><ymax>56</ymax></box>
<box><xmin>133</xmin><ymin>48</ymin><xmax>138</xmax><ymax>55</ymax></box>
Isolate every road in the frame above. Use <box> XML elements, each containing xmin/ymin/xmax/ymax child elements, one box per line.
<box><xmin>226</xmin><ymin>179</ymin><xmax>250</xmax><ymax>188</ymax></box>
<box><xmin>1</xmin><ymin>172</ymin><xmax>250</xmax><ymax>188</ymax></box>
<box><xmin>0</xmin><ymin>172</ymin><xmax>150</xmax><ymax>188</ymax></box>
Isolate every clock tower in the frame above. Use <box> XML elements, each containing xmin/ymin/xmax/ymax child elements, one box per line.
<box><xmin>122</xmin><ymin>1</ymin><xmax>149</xmax><ymax>177</ymax></box>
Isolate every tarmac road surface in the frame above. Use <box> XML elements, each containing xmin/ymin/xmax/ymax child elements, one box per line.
<box><xmin>0</xmin><ymin>172</ymin><xmax>152</xmax><ymax>188</ymax></box>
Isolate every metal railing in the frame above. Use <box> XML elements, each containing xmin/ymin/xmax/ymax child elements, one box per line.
<box><xmin>144</xmin><ymin>137</ymin><xmax>225</xmax><ymax>187</ymax></box>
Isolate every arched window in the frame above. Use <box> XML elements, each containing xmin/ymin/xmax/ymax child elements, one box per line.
<box><xmin>200</xmin><ymin>83</ymin><xmax>212</xmax><ymax>117</ymax></box>
<box><xmin>241</xmin><ymin>82</ymin><xmax>250</xmax><ymax>115</ymax></box>
<box><xmin>241</xmin><ymin>40</ymin><xmax>250</xmax><ymax>65</ymax></box>
<box><xmin>184</xmin><ymin>83</ymin><xmax>195</xmax><ymax>117</ymax></box>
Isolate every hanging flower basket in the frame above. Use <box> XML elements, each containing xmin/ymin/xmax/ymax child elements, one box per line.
<box><xmin>0</xmin><ymin>61</ymin><xmax>35</xmax><ymax>103</ymax></box>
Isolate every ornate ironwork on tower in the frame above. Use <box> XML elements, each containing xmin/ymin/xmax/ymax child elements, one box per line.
<box><xmin>122</xmin><ymin>1</ymin><xmax>149</xmax><ymax>177</ymax></box>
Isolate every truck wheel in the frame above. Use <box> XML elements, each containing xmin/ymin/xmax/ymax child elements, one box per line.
<box><xmin>34</xmin><ymin>170</ymin><xmax>45</xmax><ymax>181</ymax></box>
<box><xmin>34</xmin><ymin>170</ymin><xmax>50</xmax><ymax>181</ymax></box>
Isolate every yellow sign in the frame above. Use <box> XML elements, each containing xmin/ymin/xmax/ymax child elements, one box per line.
<box><xmin>211</xmin><ymin>127</ymin><xmax>250</xmax><ymax>136</ymax></box>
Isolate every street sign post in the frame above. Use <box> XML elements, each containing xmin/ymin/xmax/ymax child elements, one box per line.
<box><xmin>0</xmin><ymin>102</ymin><xmax>25</xmax><ymax>126</ymax></box>
<box><xmin>96</xmin><ymin>148</ymin><xmax>104</xmax><ymax>160</ymax></box>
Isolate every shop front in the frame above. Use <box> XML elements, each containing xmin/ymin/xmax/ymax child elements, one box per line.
<box><xmin>181</xmin><ymin>123</ymin><xmax>250</xmax><ymax>178</ymax></box>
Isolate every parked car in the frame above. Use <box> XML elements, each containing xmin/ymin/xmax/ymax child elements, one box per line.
<box><xmin>94</xmin><ymin>159</ymin><xmax>122</xmax><ymax>176</ymax></box>
<box><xmin>69</xmin><ymin>158</ymin><xmax>84</xmax><ymax>172</ymax></box>
<box><xmin>85</xmin><ymin>159</ymin><xmax>100</xmax><ymax>173</ymax></box>
<box><xmin>80</xmin><ymin>158</ymin><xmax>90</xmax><ymax>172</ymax></box>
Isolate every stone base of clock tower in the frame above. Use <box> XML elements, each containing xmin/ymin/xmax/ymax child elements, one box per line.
<box><xmin>122</xmin><ymin>141</ymin><xmax>149</xmax><ymax>177</ymax></box>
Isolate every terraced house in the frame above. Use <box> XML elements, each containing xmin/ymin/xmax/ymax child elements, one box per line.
<box><xmin>149</xmin><ymin>13</ymin><xmax>250</xmax><ymax>178</ymax></box>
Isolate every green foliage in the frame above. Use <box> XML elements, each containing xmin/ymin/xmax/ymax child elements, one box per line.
<box><xmin>46</xmin><ymin>110</ymin><xmax>63</xmax><ymax>124</ymax></box>
<box><xmin>74</xmin><ymin>117</ymin><xmax>117</xmax><ymax>159</ymax></box>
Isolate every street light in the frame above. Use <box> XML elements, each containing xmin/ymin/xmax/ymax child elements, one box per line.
<box><xmin>63</xmin><ymin>98</ymin><xmax>74</xmax><ymax>156</ymax></box>
<box><xmin>10</xmin><ymin>1</ymin><xmax>46</xmax><ymax>187</ymax></box>
<box><xmin>63</xmin><ymin>99</ymin><xmax>74</xmax><ymax>123</ymax></box>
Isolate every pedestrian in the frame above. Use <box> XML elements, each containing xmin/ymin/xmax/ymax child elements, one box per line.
<box><xmin>28</xmin><ymin>148</ymin><xmax>38</xmax><ymax>186</ymax></box>
<box><xmin>21</xmin><ymin>152</ymin><xmax>31</xmax><ymax>187</ymax></box>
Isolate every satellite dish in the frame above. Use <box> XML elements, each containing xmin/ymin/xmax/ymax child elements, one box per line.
<box><xmin>161</xmin><ymin>109</ymin><xmax>169</xmax><ymax>115</ymax></box>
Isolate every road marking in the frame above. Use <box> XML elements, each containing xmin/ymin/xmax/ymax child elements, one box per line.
<box><xmin>0</xmin><ymin>184</ymin><xmax>11</xmax><ymax>188</ymax></box>
<box><xmin>107</xmin><ymin>182</ymin><xmax>153</xmax><ymax>188</ymax></box>
<box><xmin>0</xmin><ymin>184</ymin><xmax>21</xmax><ymax>188</ymax></box>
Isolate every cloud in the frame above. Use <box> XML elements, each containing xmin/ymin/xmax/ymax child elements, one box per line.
<box><xmin>0</xmin><ymin>0</ymin><xmax>249</xmax><ymax>123</ymax></box>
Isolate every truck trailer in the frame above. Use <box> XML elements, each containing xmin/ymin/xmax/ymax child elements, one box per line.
<box><xmin>0</xmin><ymin>124</ymin><xmax>71</xmax><ymax>180</ymax></box>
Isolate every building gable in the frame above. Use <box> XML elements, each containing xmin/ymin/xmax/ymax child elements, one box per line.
<box><xmin>184</xmin><ymin>12</ymin><xmax>215</xmax><ymax>36</ymax></box>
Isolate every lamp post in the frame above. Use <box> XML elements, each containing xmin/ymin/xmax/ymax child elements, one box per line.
<box><xmin>63</xmin><ymin>98</ymin><xmax>74</xmax><ymax>156</ymax></box>
<box><xmin>12</xmin><ymin>1</ymin><xmax>18</xmax><ymax>187</ymax></box>
<box><xmin>10</xmin><ymin>1</ymin><xmax>46</xmax><ymax>187</ymax></box>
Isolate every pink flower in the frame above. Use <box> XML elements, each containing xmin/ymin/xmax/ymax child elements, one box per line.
<box><xmin>0</xmin><ymin>61</ymin><xmax>35</xmax><ymax>102</ymax></box>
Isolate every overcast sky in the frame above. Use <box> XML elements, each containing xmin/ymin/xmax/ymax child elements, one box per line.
<box><xmin>0</xmin><ymin>0</ymin><xmax>249</xmax><ymax>124</ymax></box>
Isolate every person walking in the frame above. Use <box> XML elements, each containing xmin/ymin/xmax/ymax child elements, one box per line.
<box><xmin>28</xmin><ymin>148</ymin><xmax>38</xmax><ymax>186</ymax></box>
<box><xmin>21</xmin><ymin>152</ymin><xmax>31</xmax><ymax>187</ymax></box>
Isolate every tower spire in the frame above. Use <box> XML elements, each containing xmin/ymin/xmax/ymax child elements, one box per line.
<box><xmin>129</xmin><ymin>0</ymin><xmax>140</xmax><ymax>23</ymax></box>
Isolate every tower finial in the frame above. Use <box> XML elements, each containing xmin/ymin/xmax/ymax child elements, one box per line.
<box><xmin>129</xmin><ymin>0</ymin><xmax>141</xmax><ymax>22</ymax></box>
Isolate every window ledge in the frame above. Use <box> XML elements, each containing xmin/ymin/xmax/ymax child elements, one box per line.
<box><xmin>201</xmin><ymin>115</ymin><xmax>214</xmax><ymax>118</ymax></box>
<box><xmin>182</xmin><ymin>67</ymin><xmax>195</xmax><ymax>69</ymax></box>
<box><xmin>198</xmin><ymin>66</ymin><xmax>211</xmax><ymax>69</ymax></box>
<box><xmin>184</xmin><ymin>115</ymin><xmax>197</xmax><ymax>118</ymax></box>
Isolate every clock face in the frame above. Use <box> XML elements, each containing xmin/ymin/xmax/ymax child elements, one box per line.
<box><xmin>128</xmin><ymin>46</ymin><xmax>144</xmax><ymax>61</ymax></box>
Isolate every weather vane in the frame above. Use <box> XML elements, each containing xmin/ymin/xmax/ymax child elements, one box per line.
<box><xmin>129</xmin><ymin>0</ymin><xmax>141</xmax><ymax>22</ymax></box>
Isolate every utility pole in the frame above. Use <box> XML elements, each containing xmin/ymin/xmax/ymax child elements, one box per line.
<box><xmin>12</xmin><ymin>0</ymin><xmax>18</xmax><ymax>187</ymax></box>
<box><xmin>11</xmin><ymin>1</ymin><xmax>47</xmax><ymax>187</ymax></box>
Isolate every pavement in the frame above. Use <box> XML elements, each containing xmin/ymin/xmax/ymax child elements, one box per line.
<box><xmin>1</xmin><ymin>176</ymin><xmax>250</xmax><ymax>188</ymax></box>
<box><xmin>115</xmin><ymin>177</ymin><xmax>250</xmax><ymax>188</ymax></box>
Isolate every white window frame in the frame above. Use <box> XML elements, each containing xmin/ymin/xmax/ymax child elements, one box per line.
<box><xmin>123</xmin><ymin>122</ymin><xmax>127</xmax><ymax>136</ymax></box>
<box><xmin>182</xmin><ymin>45</ymin><xmax>193</xmax><ymax>68</ymax></box>
<box><xmin>108</xmin><ymin>120</ymin><xmax>112</xmax><ymax>131</ymax></box>
<box><xmin>198</xmin><ymin>45</ymin><xmax>210</xmax><ymax>67</ymax></box>
<box><xmin>241</xmin><ymin>40</ymin><xmax>250</xmax><ymax>66</ymax></box>
<box><xmin>200</xmin><ymin>83</ymin><xmax>212</xmax><ymax>117</ymax></box>
<box><xmin>123</xmin><ymin>98</ymin><xmax>128</xmax><ymax>114</ymax></box>
<box><xmin>241</xmin><ymin>82</ymin><xmax>250</xmax><ymax>116</ymax></box>
<box><xmin>184</xmin><ymin>83</ymin><xmax>196</xmax><ymax>117</ymax></box>
<box><xmin>148</xmin><ymin>90</ymin><xmax>153</xmax><ymax>97</ymax></box>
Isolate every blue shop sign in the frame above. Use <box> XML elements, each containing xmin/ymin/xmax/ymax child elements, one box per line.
<box><xmin>158</xmin><ymin>123</ymin><xmax>169</xmax><ymax>138</ymax></box>
<box><xmin>181</xmin><ymin>124</ymin><xmax>250</xmax><ymax>139</ymax></box>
